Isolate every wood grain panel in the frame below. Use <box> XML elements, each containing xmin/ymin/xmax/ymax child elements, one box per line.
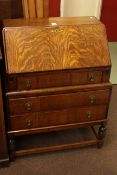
<box><xmin>8</xmin><ymin>89</ymin><xmax>110</xmax><ymax>115</ymax></box>
<box><xmin>6</xmin><ymin>69</ymin><xmax>111</xmax><ymax>92</ymax></box>
<box><xmin>15</xmin><ymin>70</ymin><xmax>102</xmax><ymax>91</ymax></box>
<box><xmin>40</xmin><ymin>89</ymin><xmax>110</xmax><ymax>111</ymax></box>
<box><xmin>6</xmin><ymin>83</ymin><xmax>112</xmax><ymax>99</ymax></box>
<box><xmin>9</xmin><ymin>105</ymin><xmax>107</xmax><ymax>131</ymax></box>
<box><xmin>37</xmin><ymin>105</ymin><xmax>107</xmax><ymax>127</ymax></box>
<box><xmin>3</xmin><ymin>18</ymin><xmax>111</xmax><ymax>73</ymax></box>
<box><xmin>3</xmin><ymin>17</ymin><xmax>100</xmax><ymax>27</ymax></box>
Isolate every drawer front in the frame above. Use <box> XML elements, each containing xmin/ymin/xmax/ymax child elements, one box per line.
<box><xmin>7</xmin><ymin>70</ymin><xmax>103</xmax><ymax>91</ymax></box>
<box><xmin>9</xmin><ymin>105</ymin><xmax>107</xmax><ymax>131</ymax></box>
<box><xmin>8</xmin><ymin>89</ymin><xmax>110</xmax><ymax>115</ymax></box>
<box><xmin>18</xmin><ymin>71</ymin><xmax>102</xmax><ymax>90</ymax></box>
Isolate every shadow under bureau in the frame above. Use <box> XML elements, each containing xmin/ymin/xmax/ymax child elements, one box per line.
<box><xmin>2</xmin><ymin>16</ymin><xmax>112</xmax><ymax>160</ymax></box>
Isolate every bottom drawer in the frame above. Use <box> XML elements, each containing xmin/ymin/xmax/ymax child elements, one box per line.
<box><xmin>9</xmin><ymin>105</ymin><xmax>107</xmax><ymax>131</ymax></box>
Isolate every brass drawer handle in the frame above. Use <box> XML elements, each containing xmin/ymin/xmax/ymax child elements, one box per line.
<box><xmin>89</xmin><ymin>95</ymin><xmax>96</xmax><ymax>104</ymax></box>
<box><xmin>25</xmin><ymin>102</ymin><xmax>32</xmax><ymax>111</ymax></box>
<box><xmin>25</xmin><ymin>79</ymin><xmax>32</xmax><ymax>89</ymax></box>
<box><xmin>86</xmin><ymin>112</ymin><xmax>92</xmax><ymax>119</ymax></box>
<box><xmin>52</xmin><ymin>28</ymin><xmax>63</xmax><ymax>33</ymax></box>
<box><xmin>89</xmin><ymin>73</ymin><xmax>95</xmax><ymax>82</ymax></box>
<box><xmin>26</xmin><ymin>119</ymin><xmax>32</xmax><ymax>127</ymax></box>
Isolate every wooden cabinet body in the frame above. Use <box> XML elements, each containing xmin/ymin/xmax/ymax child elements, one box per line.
<box><xmin>2</xmin><ymin>17</ymin><xmax>112</xmax><ymax>160</ymax></box>
<box><xmin>0</xmin><ymin>69</ymin><xmax>9</xmax><ymax>166</ymax></box>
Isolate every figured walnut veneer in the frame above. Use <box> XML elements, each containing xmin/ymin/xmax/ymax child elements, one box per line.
<box><xmin>3</xmin><ymin>17</ymin><xmax>111</xmax><ymax>74</ymax></box>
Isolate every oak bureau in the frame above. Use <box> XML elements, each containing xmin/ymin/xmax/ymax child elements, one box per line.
<box><xmin>2</xmin><ymin>17</ymin><xmax>112</xmax><ymax>160</ymax></box>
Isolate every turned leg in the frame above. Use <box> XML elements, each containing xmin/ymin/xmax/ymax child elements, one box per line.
<box><xmin>8</xmin><ymin>135</ymin><xmax>15</xmax><ymax>161</ymax></box>
<box><xmin>97</xmin><ymin>124</ymin><xmax>106</xmax><ymax>148</ymax></box>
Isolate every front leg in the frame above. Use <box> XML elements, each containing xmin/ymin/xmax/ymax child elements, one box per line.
<box><xmin>97</xmin><ymin>124</ymin><xmax>106</xmax><ymax>148</ymax></box>
<box><xmin>8</xmin><ymin>135</ymin><xmax>15</xmax><ymax>161</ymax></box>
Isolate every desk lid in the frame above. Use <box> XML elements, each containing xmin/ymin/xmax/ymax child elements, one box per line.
<box><xmin>3</xmin><ymin>17</ymin><xmax>111</xmax><ymax>74</ymax></box>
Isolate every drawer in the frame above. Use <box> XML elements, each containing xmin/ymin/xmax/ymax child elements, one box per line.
<box><xmin>17</xmin><ymin>71</ymin><xmax>102</xmax><ymax>90</ymax></box>
<box><xmin>7</xmin><ymin>70</ymin><xmax>103</xmax><ymax>91</ymax></box>
<box><xmin>8</xmin><ymin>89</ymin><xmax>110</xmax><ymax>115</ymax></box>
<box><xmin>9</xmin><ymin>105</ymin><xmax>107</xmax><ymax>131</ymax></box>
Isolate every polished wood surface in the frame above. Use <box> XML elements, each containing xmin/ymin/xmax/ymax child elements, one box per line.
<box><xmin>3</xmin><ymin>17</ymin><xmax>99</xmax><ymax>27</ymax></box>
<box><xmin>7</xmin><ymin>119</ymin><xmax>107</xmax><ymax>136</ymax></box>
<box><xmin>22</xmin><ymin>0</ymin><xmax>49</xmax><ymax>18</ymax></box>
<box><xmin>8</xmin><ymin>89</ymin><xmax>110</xmax><ymax>115</ymax></box>
<box><xmin>6</xmin><ymin>83</ymin><xmax>112</xmax><ymax>98</ymax></box>
<box><xmin>7</xmin><ymin>69</ymin><xmax>104</xmax><ymax>91</ymax></box>
<box><xmin>3</xmin><ymin>17</ymin><xmax>111</xmax><ymax>73</ymax></box>
<box><xmin>7</xmin><ymin>82</ymin><xmax>111</xmax><ymax>133</ymax></box>
<box><xmin>15</xmin><ymin>140</ymin><xmax>97</xmax><ymax>157</ymax></box>
<box><xmin>10</xmin><ymin>105</ymin><xmax>107</xmax><ymax>131</ymax></box>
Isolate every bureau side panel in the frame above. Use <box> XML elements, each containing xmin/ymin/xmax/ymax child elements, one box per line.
<box><xmin>0</xmin><ymin>77</ymin><xmax>9</xmax><ymax>166</ymax></box>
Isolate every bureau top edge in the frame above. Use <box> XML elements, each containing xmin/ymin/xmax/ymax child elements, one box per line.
<box><xmin>4</xmin><ymin>65</ymin><xmax>111</xmax><ymax>75</ymax></box>
<box><xmin>3</xmin><ymin>16</ymin><xmax>99</xmax><ymax>28</ymax></box>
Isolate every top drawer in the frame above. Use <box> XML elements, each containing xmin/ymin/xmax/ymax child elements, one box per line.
<box><xmin>7</xmin><ymin>70</ymin><xmax>105</xmax><ymax>91</ymax></box>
